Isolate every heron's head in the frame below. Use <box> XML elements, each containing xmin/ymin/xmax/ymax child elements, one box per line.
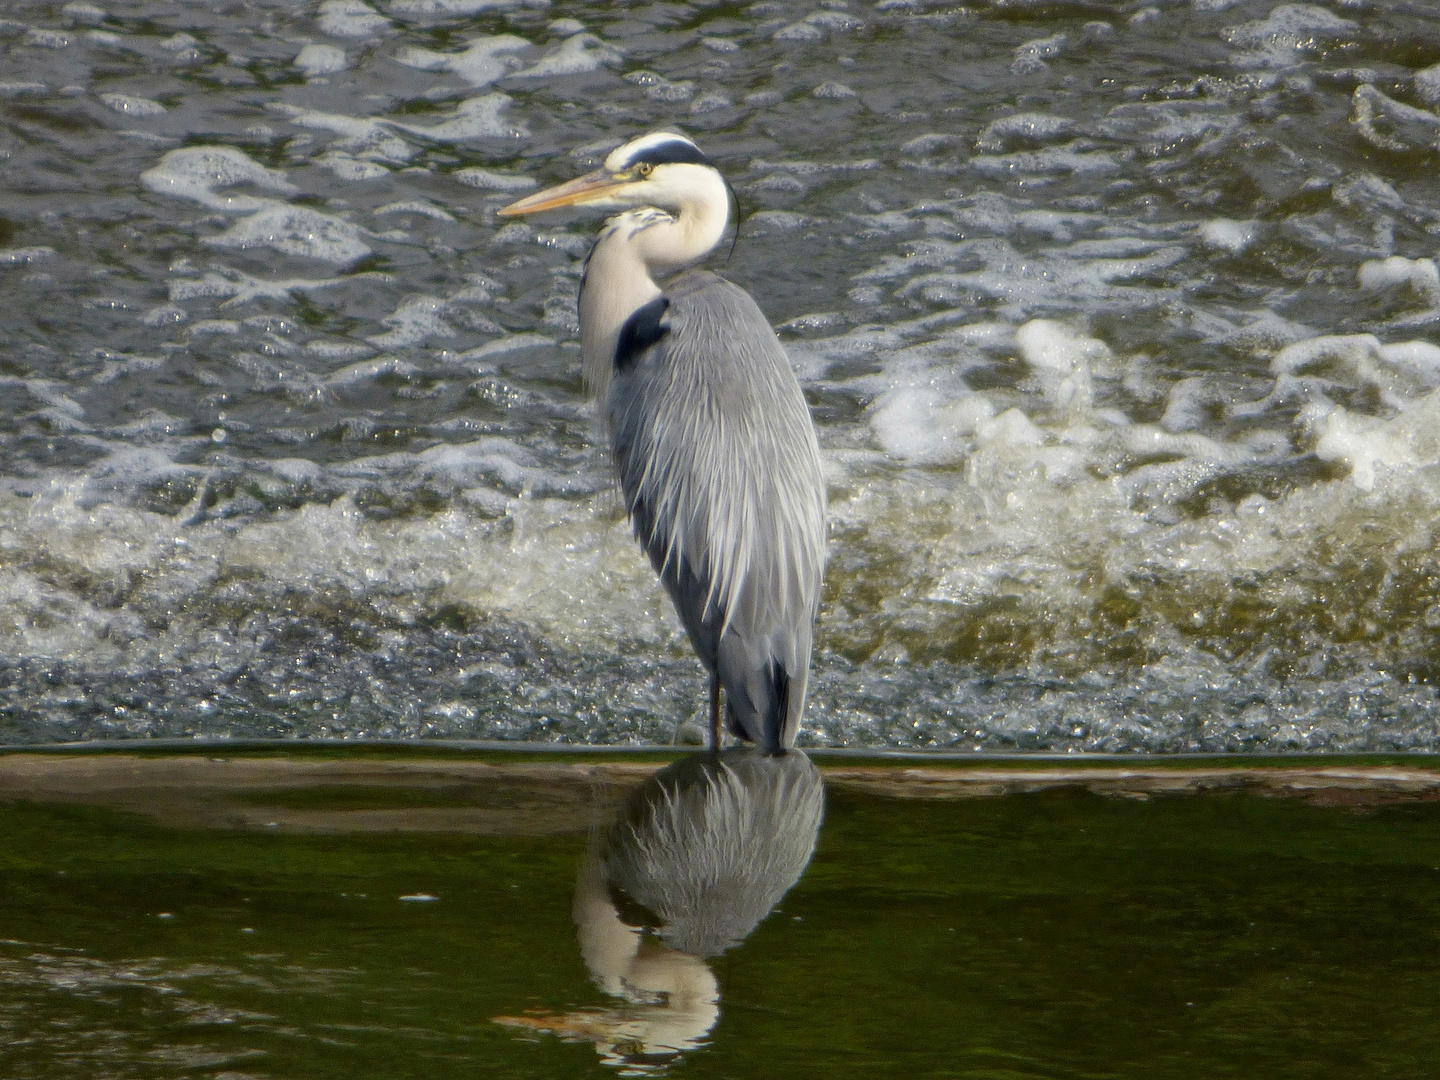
<box><xmin>498</xmin><ymin>132</ymin><xmax>725</xmax><ymax>219</ymax></box>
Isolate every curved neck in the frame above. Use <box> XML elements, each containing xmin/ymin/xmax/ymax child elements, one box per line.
<box><xmin>579</xmin><ymin>169</ymin><xmax>729</xmax><ymax>403</ymax></box>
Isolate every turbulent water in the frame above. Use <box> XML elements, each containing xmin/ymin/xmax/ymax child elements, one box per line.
<box><xmin>3</xmin><ymin>0</ymin><xmax>1440</xmax><ymax>750</ymax></box>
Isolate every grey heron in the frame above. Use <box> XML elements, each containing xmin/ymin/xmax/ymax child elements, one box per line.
<box><xmin>498</xmin><ymin>132</ymin><xmax>826</xmax><ymax>753</ymax></box>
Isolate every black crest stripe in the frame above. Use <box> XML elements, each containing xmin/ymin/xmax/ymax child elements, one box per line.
<box><xmin>624</xmin><ymin>139</ymin><xmax>711</xmax><ymax>169</ymax></box>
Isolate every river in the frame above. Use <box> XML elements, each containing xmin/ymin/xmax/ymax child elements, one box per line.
<box><xmin>3</xmin><ymin>0</ymin><xmax>1440</xmax><ymax>750</ymax></box>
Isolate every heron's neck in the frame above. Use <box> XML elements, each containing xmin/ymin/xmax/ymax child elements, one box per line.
<box><xmin>579</xmin><ymin>175</ymin><xmax>729</xmax><ymax>403</ymax></box>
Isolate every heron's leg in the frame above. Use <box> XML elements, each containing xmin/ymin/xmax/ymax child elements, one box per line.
<box><xmin>709</xmin><ymin>673</ymin><xmax>721</xmax><ymax>751</ymax></box>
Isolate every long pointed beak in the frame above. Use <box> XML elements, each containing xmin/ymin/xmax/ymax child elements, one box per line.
<box><xmin>497</xmin><ymin>169</ymin><xmax>628</xmax><ymax>217</ymax></box>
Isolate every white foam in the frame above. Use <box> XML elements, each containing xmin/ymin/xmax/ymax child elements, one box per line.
<box><xmin>373</xmin><ymin>200</ymin><xmax>455</xmax><ymax>221</ymax></box>
<box><xmin>509</xmin><ymin>34</ymin><xmax>621</xmax><ymax>79</ymax></box>
<box><xmin>366</xmin><ymin>296</ymin><xmax>455</xmax><ymax>348</ymax></box>
<box><xmin>188</xmin><ymin>319</ymin><xmax>240</xmax><ymax>336</ymax></box>
<box><xmin>970</xmin><ymin>144</ymin><xmax>1121</xmax><ymax>178</ymax></box>
<box><xmin>870</xmin><ymin>387</ymin><xmax>995</xmax><ymax>464</ymax></box>
<box><xmin>315</xmin><ymin>152</ymin><xmax>390</xmax><ymax>181</ymax></box>
<box><xmin>25</xmin><ymin>29</ymin><xmax>71</xmax><ymax>48</ymax></box>
<box><xmin>140</xmin><ymin>147</ymin><xmax>297</xmax><ymax>212</ymax></box>
<box><xmin>454</xmin><ymin>333</ymin><xmax>554</xmax><ymax>367</ymax></box>
<box><xmin>813</xmin><ymin>81</ymin><xmax>856</xmax><ymax>100</ymax></box>
<box><xmin>317</xmin><ymin>0</ymin><xmax>391</xmax><ymax>38</ymax></box>
<box><xmin>1378</xmin><ymin>341</ymin><xmax>1440</xmax><ymax>388</ymax></box>
<box><xmin>1357</xmin><ymin>256</ymin><xmax>1440</xmax><ymax>303</ymax></box>
<box><xmin>268</xmin><ymin>104</ymin><xmax>414</xmax><ymax>164</ymax></box>
<box><xmin>202</xmin><ymin>205</ymin><xmax>371</xmax><ymax>265</ymax></box>
<box><xmin>452</xmin><ymin>167</ymin><xmax>536</xmax><ymax>192</ymax></box>
<box><xmin>1224</xmin><ymin>4</ymin><xmax>1357</xmax><ymax>69</ymax></box>
<box><xmin>325</xmin><ymin>356</ymin><xmax>420</xmax><ymax>386</ymax></box>
<box><xmin>304</xmin><ymin>339</ymin><xmax>374</xmax><ymax>360</ymax></box>
<box><xmin>141</xmin><ymin>304</ymin><xmax>187</xmax><ymax>328</ymax></box>
<box><xmin>392</xmin><ymin>35</ymin><xmax>528</xmax><ymax>86</ymax></box>
<box><xmin>294</xmin><ymin>43</ymin><xmax>348</xmax><ymax>77</ymax></box>
<box><xmin>1299</xmin><ymin>397</ymin><xmax>1436</xmax><ymax>491</ymax></box>
<box><xmin>99</xmin><ymin>93</ymin><xmax>164</xmax><ymax>117</ymax></box>
<box><xmin>774</xmin><ymin>10</ymin><xmax>861</xmax><ymax>41</ymax></box>
<box><xmin>382</xmin><ymin>93</ymin><xmax>526</xmax><ymax>141</ymax></box>
<box><xmin>1351</xmin><ymin>85</ymin><xmax>1440</xmax><ymax>153</ymax></box>
<box><xmin>1199</xmin><ymin>218</ymin><xmax>1257</xmax><ymax>253</ymax></box>
<box><xmin>1012</xmin><ymin>33</ymin><xmax>1066</xmax><ymax>75</ymax></box>
<box><xmin>1015</xmin><ymin>319</ymin><xmax>1107</xmax><ymax>411</ymax></box>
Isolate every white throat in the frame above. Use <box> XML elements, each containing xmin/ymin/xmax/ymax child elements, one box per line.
<box><xmin>578</xmin><ymin>166</ymin><xmax>730</xmax><ymax>404</ymax></box>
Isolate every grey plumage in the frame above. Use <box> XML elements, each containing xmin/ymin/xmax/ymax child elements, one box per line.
<box><xmin>599</xmin><ymin>748</ymin><xmax>825</xmax><ymax>958</ymax></box>
<box><xmin>608</xmin><ymin>272</ymin><xmax>826</xmax><ymax>751</ymax></box>
<box><xmin>498</xmin><ymin>131</ymin><xmax>827</xmax><ymax>753</ymax></box>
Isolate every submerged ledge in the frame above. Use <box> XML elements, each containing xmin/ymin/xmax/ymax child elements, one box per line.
<box><xmin>0</xmin><ymin>745</ymin><xmax>1436</xmax><ymax>836</ymax></box>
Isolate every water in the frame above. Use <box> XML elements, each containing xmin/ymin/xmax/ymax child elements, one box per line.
<box><xmin>4</xmin><ymin>0</ymin><xmax>1440</xmax><ymax>749</ymax></box>
<box><xmin>2</xmin><ymin>748</ymin><xmax>1439</xmax><ymax>1078</ymax></box>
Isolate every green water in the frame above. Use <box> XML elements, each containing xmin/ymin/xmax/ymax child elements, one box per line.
<box><xmin>3</xmin><ymin>784</ymin><xmax>1438</xmax><ymax>1078</ymax></box>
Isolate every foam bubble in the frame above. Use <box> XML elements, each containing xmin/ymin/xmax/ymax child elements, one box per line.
<box><xmin>268</xmin><ymin>104</ymin><xmax>415</xmax><ymax>164</ymax></box>
<box><xmin>365</xmin><ymin>296</ymin><xmax>455</xmax><ymax>348</ymax></box>
<box><xmin>373</xmin><ymin>200</ymin><xmax>455</xmax><ymax>221</ymax></box>
<box><xmin>317</xmin><ymin>0</ymin><xmax>391</xmax><ymax>38</ymax></box>
<box><xmin>870</xmin><ymin>387</ymin><xmax>995</xmax><ymax>464</ymax></box>
<box><xmin>970</xmin><ymin>144</ymin><xmax>1121</xmax><ymax>179</ymax></box>
<box><xmin>1012</xmin><ymin>33</ymin><xmax>1066</xmax><ymax>75</ymax></box>
<box><xmin>1015</xmin><ymin>319</ymin><xmax>1107</xmax><ymax>411</ymax></box>
<box><xmin>24</xmin><ymin>29</ymin><xmax>71</xmax><ymax>49</ymax></box>
<box><xmin>1199</xmin><ymin>218</ymin><xmax>1257</xmax><ymax>253</ymax></box>
<box><xmin>392</xmin><ymin>35</ymin><xmax>528</xmax><ymax>86</ymax></box>
<box><xmin>315</xmin><ymin>153</ymin><xmax>390</xmax><ymax>181</ymax></box>
<box><xmin>1300</xmin><ymin>395</ymin><xmax>1440</xmax><ymax>491</ymax></box>
<box><xmin>1351</xmin><ymin>85</ymin><xmax>1440</xmax><ymax>153</ymax></box>
<box><xmin>98</xmin><ymin>93</ymin><xmax>164</xmax><ymax>116</ymax></box>
<box><xmin>455</xmin><ymin>333</ymin><xmax>554</xmax><ymax>368</ymax></box>
<box><xmin>294</xmin><ymin>43</ymin><xmax>347</xmax><ymax>77</ymax></box>
<box><xmin>1224</xmin><ymin>4</ymin><xmax>1357</xmax><ymax>69</ymax></box>
<box><xmin>509</xmin><ymin>34</ymin><xmax>621</xmax><ymax>79</ymax></box>
<box><xmin>452</xmin><ymin>167</ymin><xmax>537</xmax><ymax>192</ymax></box>
<box><xmin>1357</xmin><ymin>256</ymin><xmax>1440</xmax><ymax>303</ymax></box>
<box><xmin>201</xmin><ymin>206</ymin><xmax>372</xmax><ymax>266</ymax></box>
<box><xmin>140</xmin><ymin>147</ymin><xmax>297</xmax><ymax>212</ymax></box>
<box><xmin>1378</xmin><ymin>341</ymin><xmax>1440</xmax><ymax>388</ymax></box>
<box><xmin>381</xmin><ymin>93</ymin><xmax>527</xmax><ymax>140</ymax></box>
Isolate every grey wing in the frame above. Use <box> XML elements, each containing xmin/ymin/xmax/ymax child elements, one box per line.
<box><xmin>607</xmin><ymin>272</ymin><xmax>827</xmax><ymax>751</ymax></box>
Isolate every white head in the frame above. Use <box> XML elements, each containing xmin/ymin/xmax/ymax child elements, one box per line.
<box><xmin>498</xmin><ymin>131</ymin><xmax>729</xmax><ymax>232</ymax></box>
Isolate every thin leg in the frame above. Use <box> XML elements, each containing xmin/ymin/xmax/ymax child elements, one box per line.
<box><xmin>709</xmin><ymin>673</ymin><xmax>721</xmax><ymax>752</ymax></box>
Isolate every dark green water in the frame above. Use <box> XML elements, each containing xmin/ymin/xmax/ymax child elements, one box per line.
<box><xmin>3</xmin><ymin>782</ymin><xmax>1438</xmax><ymax>1079</ymax></box>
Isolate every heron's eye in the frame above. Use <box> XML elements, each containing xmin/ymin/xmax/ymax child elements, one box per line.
<box><xmin>636</xmin><ymin>162</ymin><xmax>654</xmax><ymax>178</ymax></box>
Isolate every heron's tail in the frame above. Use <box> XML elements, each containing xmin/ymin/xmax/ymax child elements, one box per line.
<box><xmin>721</xmin><ymin>655</ymin><xmax>797</xmax><ymax>755</ymax></box>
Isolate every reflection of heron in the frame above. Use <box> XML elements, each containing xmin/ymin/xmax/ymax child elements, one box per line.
<box><xmin>494</xmin><ymin>749</ymin><xmax>824</xmax><ymax>1070</ymax></box>
<box><xmin>499</xmin><ymin>133</ymin><xmax>827</xmax><ymax>753</ymax></box>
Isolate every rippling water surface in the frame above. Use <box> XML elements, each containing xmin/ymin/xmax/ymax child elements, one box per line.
<box><xmin>4</xmin><ymin>0</ymin><xmax>1440</xmax><ymax>749</ymax></box>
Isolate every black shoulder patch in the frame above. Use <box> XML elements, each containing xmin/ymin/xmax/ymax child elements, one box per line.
<box><xmin>627</xmin><ymin>139</ymin><xmax>712</xmax><ymax>169</ymax></box>
<box><xmin>614</xmin><ymin>296</ymin><xmax>670</xmax><ymax>372</ymax></box>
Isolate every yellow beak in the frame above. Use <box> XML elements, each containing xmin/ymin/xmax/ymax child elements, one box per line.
<box><xmin>496</xmin><ymin>169</ymin><xmax>631</xmax><ymax>217</ymax></box>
